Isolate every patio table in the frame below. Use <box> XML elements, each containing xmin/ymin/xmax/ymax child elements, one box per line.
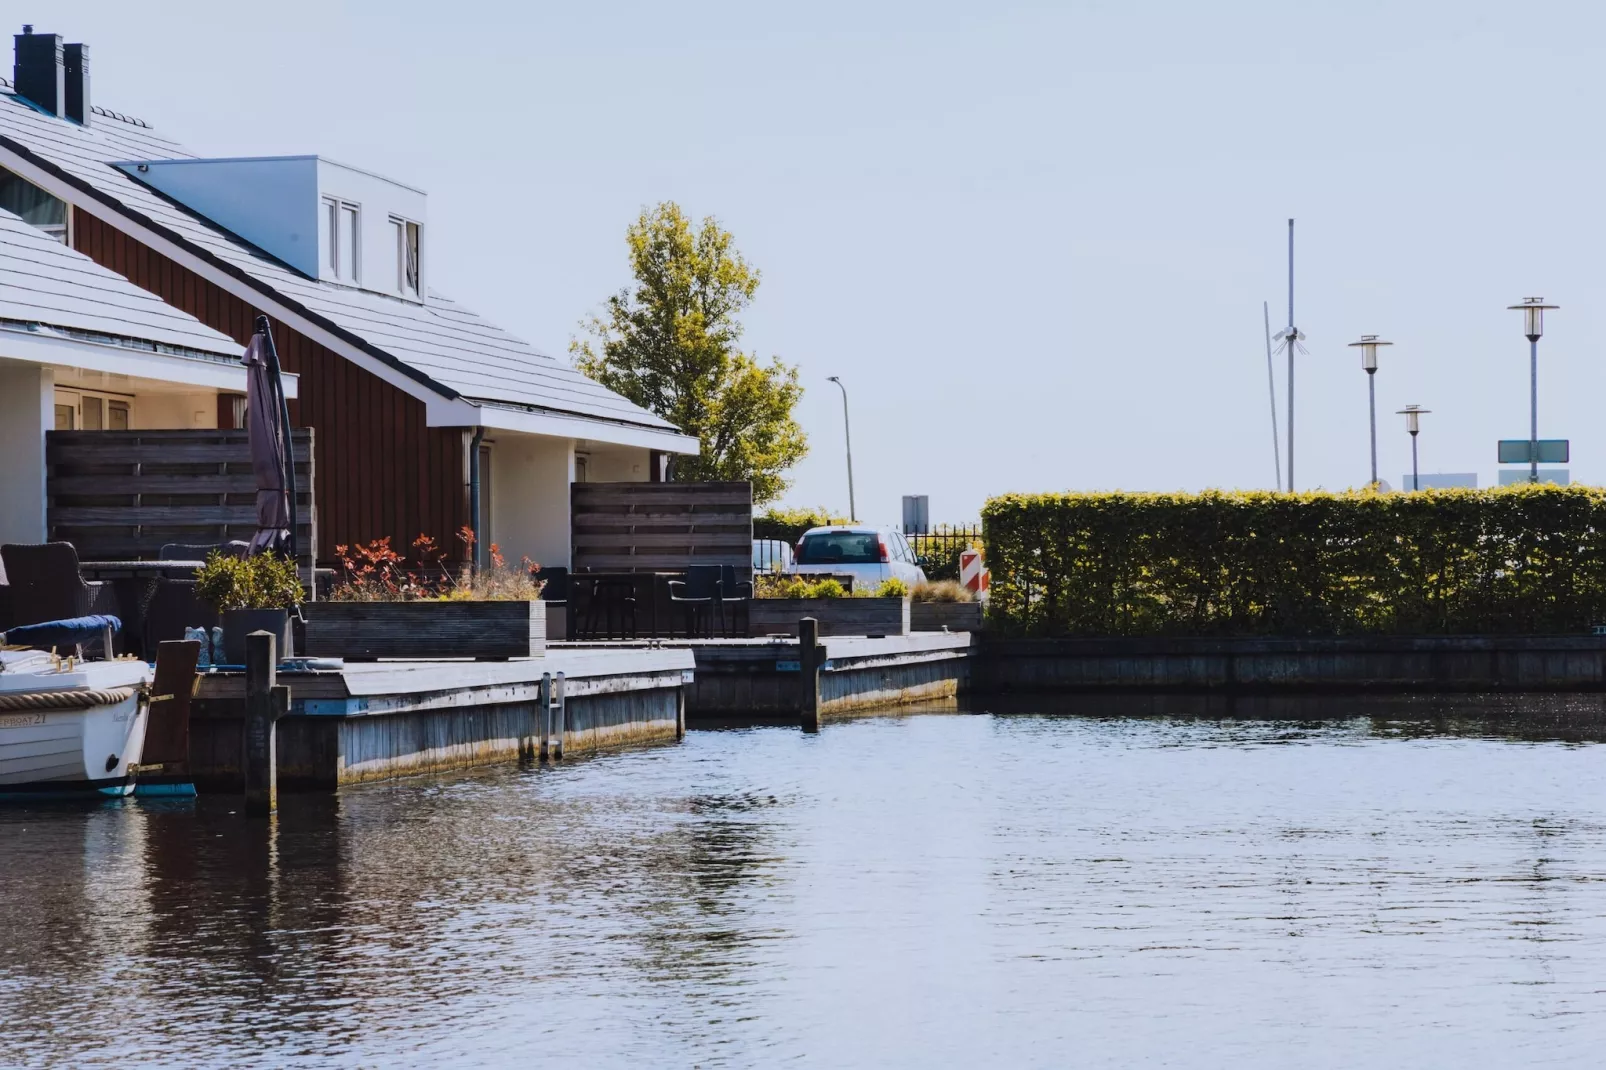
<box><xmin>78</xmin><ymin>561</ymin><xmax>206</xmax><ymax>659</ymax></box>
<box><xmin>572</xmin><ymin>571</ymin><xmax>686</xmax><ymax>639</ymax></box>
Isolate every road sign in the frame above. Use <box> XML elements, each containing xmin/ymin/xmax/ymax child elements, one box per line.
<box><xmin>1497</xmin><ymin>439</ymin><xmax>1569</xmax><ymax>464</ymax></box>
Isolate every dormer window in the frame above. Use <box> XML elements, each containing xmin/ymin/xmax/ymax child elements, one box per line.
<box><xmin>391</xmin><ymin>215</ymin><xmax>421</xmax><ymax>299</ymax></box>
<box><xmin>321</xmin><ymin>195</ymin><xmax>360</xmax><ymax>284</ymax></box>
<box><xmin>0</xmin><ymin>167</ymin><xmax>69</xmax><ymax>244</ymax></box>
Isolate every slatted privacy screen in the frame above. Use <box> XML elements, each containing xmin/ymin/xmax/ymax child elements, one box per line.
<box><xmin>571</xmin><ymin>481</ymin><xmax>752</xmax><ymax>579</ymax></box>
<box><xmin>46</xmin><ymin>429</ymin><xmax>317</xmax><ymax>578</ymax></box>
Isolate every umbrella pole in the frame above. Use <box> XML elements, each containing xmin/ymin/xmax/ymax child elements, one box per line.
<box><xmin>253</xmin><ymin>316</ymin><xmax>298</xmax><ymax>575</ymax></box>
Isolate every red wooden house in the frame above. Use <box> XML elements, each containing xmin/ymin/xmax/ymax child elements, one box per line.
<box><xmin>0</xmin><ymin>27</ymin><xmax>696</xmax><ymax>569</ymax></box>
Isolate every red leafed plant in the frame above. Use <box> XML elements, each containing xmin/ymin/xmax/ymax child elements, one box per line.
<box><xmin>329</xmin><ymin>530</ymin><xmax>542</xmax><ymax>603</ymax></box>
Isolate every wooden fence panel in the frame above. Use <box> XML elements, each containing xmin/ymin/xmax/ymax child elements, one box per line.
<box><xmin>571</xmin><ymin>481</ymin><xmax>752</xmax><ymax>579</ymax></box>
<box><xmin>46</xmin><ymin>429</ymin><xmax>316</xmax><ymax>578</ymax></box>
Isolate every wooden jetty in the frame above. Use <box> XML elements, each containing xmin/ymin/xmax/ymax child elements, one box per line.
<box><xmin>191</xmin><ymin>645</ymin><xmax>693</xmax><ymax>790</ymax></box>
<box><xmin>188</xmin><ymin>631</ymin><xmax>978</xmax><ymax>791</ymax></box>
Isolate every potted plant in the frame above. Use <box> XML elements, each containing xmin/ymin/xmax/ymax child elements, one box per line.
<box><xmin>194</xmin><ymin>551</ymin><xmax>304</xmax><ymax>665</ymax></box>
<box><xmin>748</xmin><ymin>575</ymin><xmax>911</xmax><ymax>637</ymax></box>
<box><xmin>909</xmin><ymin>580</ymin><xmax>983</xmax><ymax>632</ymax></box>
<box><xmin>303</xmin><ymin>530</ymin><xmax>546</xmax><ymax>660</ymax></box>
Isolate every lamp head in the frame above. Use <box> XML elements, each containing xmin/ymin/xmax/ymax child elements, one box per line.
<box><xmin>1347</xmin><ymin>333</ymin><xmax>1391</xmax><ymax>373</ymax></box>
<box><xmin>1508</xmin><ymin>297</ymin><xmax>1558</xmax><ymax>342</ymax></box>
<box><xmin>1395</xmin><ymin>403</ymin><xmax>1430</xmax><ymax>435</ymax></box>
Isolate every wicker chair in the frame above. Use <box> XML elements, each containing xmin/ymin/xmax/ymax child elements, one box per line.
<box><xmin>0</xmin><ymin>542</ymin><xmax>118</xmax><ymax>654</ymax></box>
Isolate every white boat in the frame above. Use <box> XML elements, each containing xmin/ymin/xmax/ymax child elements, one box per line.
<box><xmin>0</xmin><ymin>649</ymin><xmax>152</xmax><ymax>800</ymax></box>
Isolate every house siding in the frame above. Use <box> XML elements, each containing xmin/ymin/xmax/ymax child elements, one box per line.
<box><xmin>72</xmin><ymin>211</ymin><xmax>468</xmax><ymax>563</ymax></box>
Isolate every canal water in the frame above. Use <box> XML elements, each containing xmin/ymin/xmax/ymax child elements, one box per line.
<box><xmin>4</xmin><ymin>709</ymin><xmax>1606</xmax><ymax>1068</ymax></box>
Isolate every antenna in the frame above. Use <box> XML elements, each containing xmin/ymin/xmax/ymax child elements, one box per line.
<box><xmin>1270</xmin><ymin>218</ymin><xmax>1306</xmax><ymax>491</ymax></box>
<box><xmin>1264</xmin><ymin>301</ymin><xmax>1281</xmax><ymax>488</ymax></box>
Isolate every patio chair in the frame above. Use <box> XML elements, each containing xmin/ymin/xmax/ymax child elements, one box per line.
<box><xmin>538</xmin><ymin>566</ymin><xmax>570</xmax><ymax>603</ymax></box>
<box><xmin>142</xmin><ymin>578</ymin><xmax>218</xmax><ymax>660</ymax></box>
<box><xmin>718</xmin><ymin>564</ymin><xmax>753</xmax><ymax>638</ymax></box>
<box><xmin>575</xmin><ymin>574</ymin><xmax>638</xmax><ymax>640</ymax></box>
<box><xmin>0</xmin><ymin>542</ymin><xmax>119</xmax><ymax>655</ymax></box>
<box><xmin>669</xmin><ymin>565</ymin><xmax>722</xmax><ymax>639</ymax></box>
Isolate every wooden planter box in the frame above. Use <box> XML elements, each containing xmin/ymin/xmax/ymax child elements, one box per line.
<box><xmin>303</xmin><ymin>600</ymin><xmax>546</xmax><ymax>660</ymax></box>
<box><xmin>748</xmin><ymin>598</ymin><xmax>909</xmax><ymax>638</ymax></box>
<box><xmin>911</xmin><ymin>601</ymin><xmax>984</xmax><ymax>633</ymax></box>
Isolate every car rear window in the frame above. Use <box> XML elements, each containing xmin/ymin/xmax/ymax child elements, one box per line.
<box><xmin>797</xmin><ymin>532</ymin><xmax>880</xmax><ymax>564</ymax></box>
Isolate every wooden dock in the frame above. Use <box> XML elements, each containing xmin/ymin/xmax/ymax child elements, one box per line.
<box><xmin>191</xmin><ymin>646</ymin><xmax>693</xmax><ymax>790</ymax></box>
<box><xmin>565</xmin><ymin>633</ymin><xmax>975</xmax><ymax>724</ymax></box>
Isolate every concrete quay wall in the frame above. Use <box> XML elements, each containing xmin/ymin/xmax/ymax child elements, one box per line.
<box><xmin>976</xmin><ymin>635</ymin><xmax>1606</xmax><ymax>694</ymax></box>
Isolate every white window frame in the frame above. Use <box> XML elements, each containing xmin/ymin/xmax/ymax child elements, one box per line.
<box><xmin>321</xmin><ymin>195</ymin><xmax>362</xmax><ymax>284</ymax></box>
<box><xmin>54</xmin><ymin>388</ymin><xmax>132</xmax><ymax>431</ymax></box>
<box><xmin>390</xmin><ymin>214</ymin><xmax>423</xmax><ymax>301</ymax></box>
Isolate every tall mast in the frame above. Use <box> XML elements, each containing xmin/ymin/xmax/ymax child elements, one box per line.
<box><xmin>1286</xmin><ymin>218</ymin><xmax>1295</xmax><ymax>493</ymax></box>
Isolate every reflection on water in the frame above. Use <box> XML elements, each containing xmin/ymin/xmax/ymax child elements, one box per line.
<box><xmin>4</xmin><ymin>707</ymin><xmax>1606</xmax><ymax>1068</ymax></box>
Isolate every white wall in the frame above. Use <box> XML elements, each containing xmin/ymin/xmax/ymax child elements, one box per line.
<box><xmin>317</xmin><ymin>158</ymin><xmax>428</xmax><ymax>301</ymax></box>
<box><xmin>131</xmin><ymin>392</ymin><xmax>218</xmax><ymax>430</ymax></box>
<box><xmin>584</xmin><ymin>445</ymin><xmax>650</xmax><ymax>483</ymax></box>
<box><xmin>0</xmin><ymin>361</ymin><xmax>52</xmax><ymax>568</ymax></box>
<box><xmin>489</xmin><ymin>432</ymin><xmax>574</xmax><ymax>570</ymax></box>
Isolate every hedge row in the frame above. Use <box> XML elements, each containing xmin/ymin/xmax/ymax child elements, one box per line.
<box><xmin>981</xmin><ymin>487</ymin><xmax>1606</xmax><ymax>637</ymax></box>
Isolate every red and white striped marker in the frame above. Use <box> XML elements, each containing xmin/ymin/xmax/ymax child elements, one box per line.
<box><xmin>960</xmin><ymin>548</ymin><xmax>989</xmax><ymax>596</ymax></box>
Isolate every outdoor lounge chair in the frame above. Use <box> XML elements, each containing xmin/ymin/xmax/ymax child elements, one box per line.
<box><xmin>718</xmin><ymin>564</ymin><xmax>752</xmax><ymax>638</ymax></box>
<box><xmin>669</xmin><ymin>565</ymin><xmax>722</xmax><ymax>638</ymax></box>
<box><xmin>0</xmin><ymin>542</ymin><xmax>118</xmax><ymax>655</ymax></box>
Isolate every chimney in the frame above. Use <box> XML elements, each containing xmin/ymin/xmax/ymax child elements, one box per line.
<box><xmin>13</xmin><ymin>25</ymin><xmax>64</xmax><ymax>118</ymax></box>
<box><xmin>63</xmin><ymin>42</ymin><xmax>87</xmax><ymax>125</ymax></box>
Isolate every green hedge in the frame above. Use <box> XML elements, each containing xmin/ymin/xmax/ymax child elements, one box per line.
<box><xmin>981</xmin><ymin>487</ymin><xmax>1606</xmax><ymax>637</ymax></box>
<box><xmin>753</xmin><ymin>506</ymin><xmax>849</xmax><ymax>545</ymax></box>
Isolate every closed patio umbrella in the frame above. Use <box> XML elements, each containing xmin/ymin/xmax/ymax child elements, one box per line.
<box><xmin>243</xmin><ymin>318</ymin><xmax>297</xmax><ymax>562</ymax></box>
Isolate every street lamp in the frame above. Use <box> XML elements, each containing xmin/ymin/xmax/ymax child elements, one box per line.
<box><xmin>826</xmin><ymin>376</ymin><xmax>856</xmax><ymax>521</ymax></box>
<box><xmin>1397</xmin><ymin>404</ymin><xmax>1430</xmax><ymax>491</ymax></box>
<box><xmin>1507</xmin><ymin>297</ymin><xmax>1559</xmax><ymax>483</ymax></box>
<box><xmin>1348</xmin><ymin>334</ymin><xmax>1393</xmax><ymax>487</ymax></box>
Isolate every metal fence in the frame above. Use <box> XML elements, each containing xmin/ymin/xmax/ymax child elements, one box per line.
<box><xmin>752</xmin><ymin>523</ymin><xmax>983</xmax><ymax>580</ymax></box>
<box><xmin>904</xmin><ymin>525</ymin><xmax>983</xmax><ymax>581</ymax></box>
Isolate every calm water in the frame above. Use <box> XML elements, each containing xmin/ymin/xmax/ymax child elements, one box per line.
<box><xmin>4</xmin><ymin>709</ymin><xmax>1606</xmax><ymax>1067</ymax></box>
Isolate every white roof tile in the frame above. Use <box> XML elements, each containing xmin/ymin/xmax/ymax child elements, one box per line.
<box><xmin>0</xmin><ymin>94</ymin><xmax>678</xmax><ymax>433</ymax></box>
<box><xmin>0</xmin><ymin>203</ymin><xmax>239</xmax><ymax>356</ymax></box>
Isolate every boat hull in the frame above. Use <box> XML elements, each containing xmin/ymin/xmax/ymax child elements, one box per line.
<box><xmin>0</xmin><ymin>662</ymin><xmax>150</xmax><ymax>801</ymax></box>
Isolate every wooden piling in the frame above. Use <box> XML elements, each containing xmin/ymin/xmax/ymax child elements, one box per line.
<box><xmin>243</xmin><ymin>630</ymin><xmax>288</xmax><ymax>816</ymax></box>
<box><xmin>799</xmin><ymin>617</ymin><xmax>821</xmax><ymax>732</ymax></box>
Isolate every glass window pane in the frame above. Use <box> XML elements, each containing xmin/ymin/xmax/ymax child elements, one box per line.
<box><xmin>405</xmin><ymin>221</ymin><xmax>420</xmax><ymax>295</ymax></box>
<box><xmin>339</xmin><ymin>205</ymin><xmax>359</xmax><ymax>282</ymax></box>
<box><xmin>81</xmin><ymin>395</ymin><xmax>103</xmax><ymax>431</ymax></box>
<box><xmin>54</xmin><ymin>404</ymin><xmax>74</xmax><ymax>431</ymax></box>
<box><xmin>0</xmin><ymin>168</ymin><xmax>66</xmax><ymax>229</ymax></box>
<box><xmin>322</xmin><ymin>199</ymin><xmax>337</xmax><ymax>276</ymax></box>
<box><xmin>108</xmin><ymin>401</ymin><xmax>129</xmax><ymax>431</ymax></box>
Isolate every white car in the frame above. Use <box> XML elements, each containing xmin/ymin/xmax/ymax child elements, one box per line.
<box><xmin>790</xmin><ymin>525</ymin><xmax>927</xmax><ymax>590</ymax></box>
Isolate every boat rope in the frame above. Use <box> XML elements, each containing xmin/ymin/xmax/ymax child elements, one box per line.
<box><xmin>0</xmin><ymin>687</ymin><xmax>138</xmax><ymax>711</ymax></box>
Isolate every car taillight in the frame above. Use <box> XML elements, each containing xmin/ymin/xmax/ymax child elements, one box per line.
<box><xmin>878</xmin><ymin>536</ymin><xmax>890</xmax><ymax>562</ymax></box>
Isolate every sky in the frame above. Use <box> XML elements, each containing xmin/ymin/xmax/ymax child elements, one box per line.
<box><xmin>42</xmin><ymin>0</ymin><xmax>1606</xmax><ymax>522</ymax></box>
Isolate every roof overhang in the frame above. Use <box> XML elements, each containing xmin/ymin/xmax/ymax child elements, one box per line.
<box><xmin>428</xmin><ymin>397</ymin><xmax>698</xmax><ymax>453</ymax></box>
<box><xmin>0</xmin><ymin>324</ymin><xmax>297</xmax><ymax>396</ymax></box>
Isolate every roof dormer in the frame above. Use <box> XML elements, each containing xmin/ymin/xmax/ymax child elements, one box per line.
<box><xmin>113</xmin><ymin>155</ymin><xmax>427</xmax><ymax>302</ymax></box>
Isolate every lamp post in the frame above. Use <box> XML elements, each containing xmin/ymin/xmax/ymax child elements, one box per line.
<box><xmin>1397</xmin><ymin>404</ymin><xmax>1430</xmax><ymax>491</ymax></box>
<box><xmin>826</xmin><ymin>376</ymin><xmax>856</xmax><ymax>521</ymax></box>
<box><xmin>1507</xmin><ymin>297</ymin><xmax>1558</xmax><ymax>483</ymax></box>
<box><xmin>1348</xmin><ymin>334</ymin><xmax>1392</xmax><ymax>487</ymax></box>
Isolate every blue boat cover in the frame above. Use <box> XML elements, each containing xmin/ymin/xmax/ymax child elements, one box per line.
<box><xmin>4</xmin><ymin>615</ymin><xmax>122</xmax><ymax>648</ymax></box>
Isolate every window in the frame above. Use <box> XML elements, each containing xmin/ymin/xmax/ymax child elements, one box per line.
<box><xmin>797</xmin><ymin>531</ymin><xmax>882</xmax><ymax>565</ymax></box>
<box><xmin>54</xmin><ymin>390</ymin><xmax>131</xmax><ymax>431</ymax></box>
<box><xmin>0</xmin><ymin>167</ymin><xmax>68</xmax><ymax>243</ymax></box>
<box><xmin>391</xmin><ymin>216</ymin><xmax>421</xmax><ymax>298</ymax></box>
<box><xmin>321</xmin><ymin>196</ymin><xmax>360</xmax><ymax>283</ymax></box>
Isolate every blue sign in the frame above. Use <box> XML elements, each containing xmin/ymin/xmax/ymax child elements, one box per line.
<box><xmin>775</xmin><ymin>660</ymin><xmax>801</xmax><ymax>673</ymax></box>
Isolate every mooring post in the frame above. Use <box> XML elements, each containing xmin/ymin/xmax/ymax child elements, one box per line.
<box><xmin>552</xmin><ymin>671</ymin><xmax>566</xmax><ymax>758</ymax></box>
<box><xmin>538</xmin><ymin>672</ymin><xmax>553</xmax><ymax>761</ymax></box>
<box><xmin>676</xmin><ymin>685</ymin><xmax>686</xmax><ymax>741</ymax></box>
<box><xmin>243</xmin><ymin>630</ymin><xmax>287</xmax><ymax>816</ymax></box>
<box><xmin>799</xmin><ymin>617</ymin><xmax>821</xmax><ymax>733</ymax></box>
